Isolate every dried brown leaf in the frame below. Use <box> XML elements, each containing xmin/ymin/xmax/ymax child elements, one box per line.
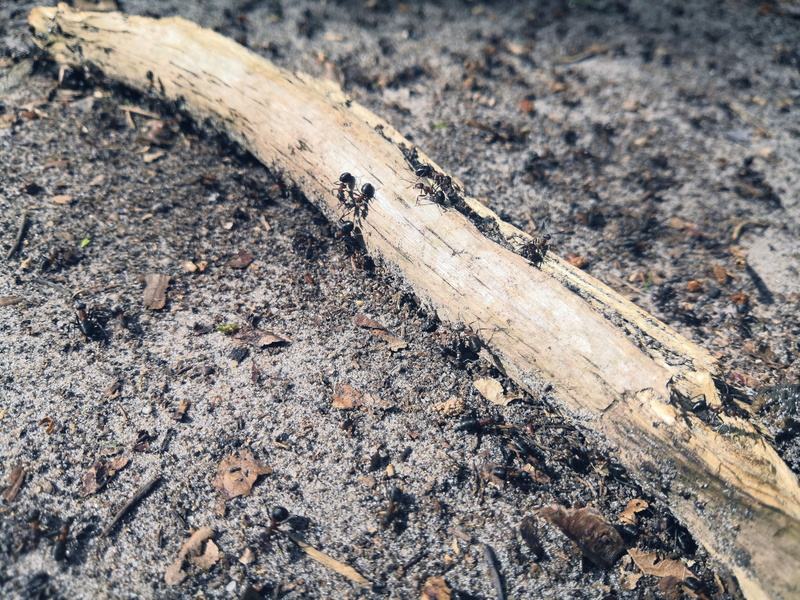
<box><xmin>620</xmin><ymin>571</ymin><xmax>643</xmax><ymax>591</ymax></box>
<box><xmin>3</xmin><ymin>466</ymin><xmax>26</xmax><ymax>502</ymax></box>
<box><xmin>233</xmin><ymin>325</ymin><xmax>288</xmax><ymax>347</ymax></box>
<box><xmin>333</xmin><ymin>383</ymin><xmax>363</xmax><ymax>410</ymax></box>
<box><xmin>420</xmin><ymin>576</ymin><xmax>452</xmax><ymax>600</ymax></box>
<box><xmin>619</xmin><ymin>498</ymin><xmax>649</xmax><ymax>526</ymax></box>
<box><xmin>189</xmin><ymin>538</ymin><xmax>220</xmax><ymax>570</ymax></box>
<box><xmin>540</xmin><ymin>504</ymin><xmax>625</xmax><ymax>568</ymax></box>
<box><xmin>143</xmin><ymin>274</ymin><xmax>170</xmax><ymax>310</ymax></box>
<box><xmin>165</xmin><ymin>526</ymin><xmax>214</xmax><ymax>585</ymax></box>
<box><xmin>628</xmin><ymin>548</ymin><xmax>694</xmax><ymax>581</ymax></box>
<box><xmin>473</xmin><ymin>378</ymin><xmax>522</xmax><ymax>406</ymax></box>
<box><xmin>354</xmin><ymin>313</ymin><xmax>386</xmax><ymax>331</ymax></box>
<box><xmin>212</xmin><ymin>449</ymin><xmax>272</xmax><ymax>501</ymax></box>
<box><xmin>80</xmin><ymin>457</ymin><xmax>128</xmax><ymax>497</ymax></box>
<box><xmin>227</xmin><ymin>250</ymin><xmax>254</xmax><ymax>269</ymax></box>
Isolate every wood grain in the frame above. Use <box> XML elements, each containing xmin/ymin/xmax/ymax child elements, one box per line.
<box><xmin>29</xmin><ymin>5</ymin><xmax>800</xmax><ymax>598</ymax></box>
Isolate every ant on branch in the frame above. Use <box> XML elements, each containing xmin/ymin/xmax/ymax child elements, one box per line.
<box><xmin>331</xmin><ymin>173</ymin><xmax>375</xmax><ymax>220</ymax></box>
<box><xmin>512</xmin><ymin>233</ymin><xmax>551</xmax><ymax>266</ymax></box>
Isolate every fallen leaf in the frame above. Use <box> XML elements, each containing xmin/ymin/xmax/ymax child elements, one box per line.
<box><xmin>628</xmin><ymin>548</ymin><xmax>694</xmax><ymax>581</ymax></box>
<box><xmin>227</xmin><ymin>250</ymin><xmax>254</xmax><ymax>269</ymax></box>
<box><xmin>0</xmin><ymin>296</ymin><xmax>24</xmax><ymax>307</ymax></box>
<box><xmin>212</xmin><ymin>449</ymin><xmax>273</xmax><ymax>501</ymax></box>
<box><xmin>540</xmin><ymin>505</ymin><xmax>625</xmax><ymax>568</ymax></box>
<box><xmin>354</xmin><ymin>313</ymin><xmax>386</xmax><ymax>331</ymax></box>
<box><xmin>619</xmin><ymin>498</ymin><xmax>649</xmax><ymax>526</ymax></box>
<box><xmin>473</xmin><ymin>378</ymin><xmax>523</xmax><ymax>406</ymax></box>
<box><xmin>165</xmin><ymin>526</ymin><xmax>214</xmax><ymax>585</ymax></box>
<box><xmin>142</xmin><ymin>274</ymin><xmax>170</xmax><ymax>310</ymax></box>
<box><xmin>333</xmin><ymin>383</ymin><xmax>363</xmax><ymax>410</ymax></box>
<box><xmin>3</xmin><ymin>466</ymin><xmax>26</xmax><ymax>502</ymax></box>
<box><xmin>233</xmin><ymin>325</ymin><xmax>289</xmax><ymax>347</ymax></box>
<box><xmin>620</xmin><ymin>570</ymin><xmax>643</xmax><ymax>591</ymax></box>
<box><xmin>51</xmin><ymin>194</ymin><xmax>73</xmax><ymax>205</ymax></box>
<box><xmin>189</xmin><ymin>538</ymin><xmax>220</xmax><ymax>570</ymax></box>
<box><xmin>421</xmin><ymin>576</ymin><xmax>452</xmax><ymax>600</ymax></box>
<box><xmin>80</xmin><ymin>457</ymin><xmax>129</xmax><ymax>496</ymax></box>
<box><xmin>285</xmin><ymin>531</ymin><xmax>369</xmax><ymax>585</ymax></box>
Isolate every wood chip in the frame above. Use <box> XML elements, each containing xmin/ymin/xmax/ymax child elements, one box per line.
<box><xmin>165</xmin><ymin>526</ymin><xmax>214</xmax><ymax>585</ymax></box>
<box><xmin>142</xmin><ymin>274</ymin><xmax>170</xmax><ymax>309</ymax></box>
<box><xmin>212</xmin><ymin>449</ymin><xmax>272</xmax><ymax>501</ymax></box>
<box><xmin>3</xmin><ymin>466</ymin><xmax>26</xmax><ymax>502</ymax></box>
<box><xmin>285</xmin><ymin>531</ymin><xmax>369</xmax><ymax>585</ymax></box>
<box><xmin>51</xmin><ymin>194</ymin><xmax>73</xmax><ymax>204</ymax></box>
<box><xmin>0</xmin><ymin>296</ymin><xmax>24</xmax><ymax>307</ymax></box>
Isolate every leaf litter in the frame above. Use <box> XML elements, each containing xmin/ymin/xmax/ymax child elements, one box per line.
<box><xmin>212</xmin><ymin>449</ymin><xmax>273</xmax><ymax>501</ymax></box>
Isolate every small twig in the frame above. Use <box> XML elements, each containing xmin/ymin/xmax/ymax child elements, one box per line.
<box><xmin>483</xmin><ymin>544</ymin><xmax>506</xmax><ymax>600</ymax></box>
<box><xmin>117</xmin><ymin>104</ymin><xmax>161</xmax><ymax>119</ymax></box>
<box><xmin>5</xmin><ymin>211</ymin><xmax>28</xmax><ymax>260</ymax></box>
<box><xmin>101</xmin><ymin>474</ymin><xmax>161</xmax><ymax>537</ymax></box>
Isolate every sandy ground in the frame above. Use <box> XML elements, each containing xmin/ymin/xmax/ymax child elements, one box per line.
<box><xmin>1</xmin><ymin>1</ymin><xmax>799</xmax><ymax>599</ymax></box>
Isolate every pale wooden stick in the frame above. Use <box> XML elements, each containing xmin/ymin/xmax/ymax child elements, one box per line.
<box><xmin>28</xmin><ymin>5</ymin><xmax>800</xmax><ymax>599</ymax></box>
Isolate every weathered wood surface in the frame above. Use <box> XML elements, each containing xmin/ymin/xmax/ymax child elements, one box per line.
<box><xmin>28</xmin><ymin>5</ymin><xmax>800</xmax><ymax>598</ymax></box>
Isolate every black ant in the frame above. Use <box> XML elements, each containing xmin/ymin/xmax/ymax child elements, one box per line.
<box><xmin>259</xmin><ymin>505</ymin><xmax>290</xmax><ymax>544</ymax></box>
<box><xmin>519</xmin><ymin>234</ymin><xmax>551</xmax><ymax>265</ymax></box>
<box><xmin>74</xmin><ymin>303</ymin><xmax>108</xmax><ymax>342</ymax></box>
<box><xmin>332</xmin><ymin>172</ymin><xmax>356</xmax><ymax>196</ymax></box>
<box><xmin>336</xmin><ymin>219</ymin><xmax>355</xmax><ymax>239</ymax></box>
<box><xmin>379</xmin><ymin>486</ymin><xmax>402</xmax><ymax>529</ymax></box>
<box><xmin>351</xmin><ymin>182</ymin><xmax>375</xmax><ymax>218</ymax></box>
